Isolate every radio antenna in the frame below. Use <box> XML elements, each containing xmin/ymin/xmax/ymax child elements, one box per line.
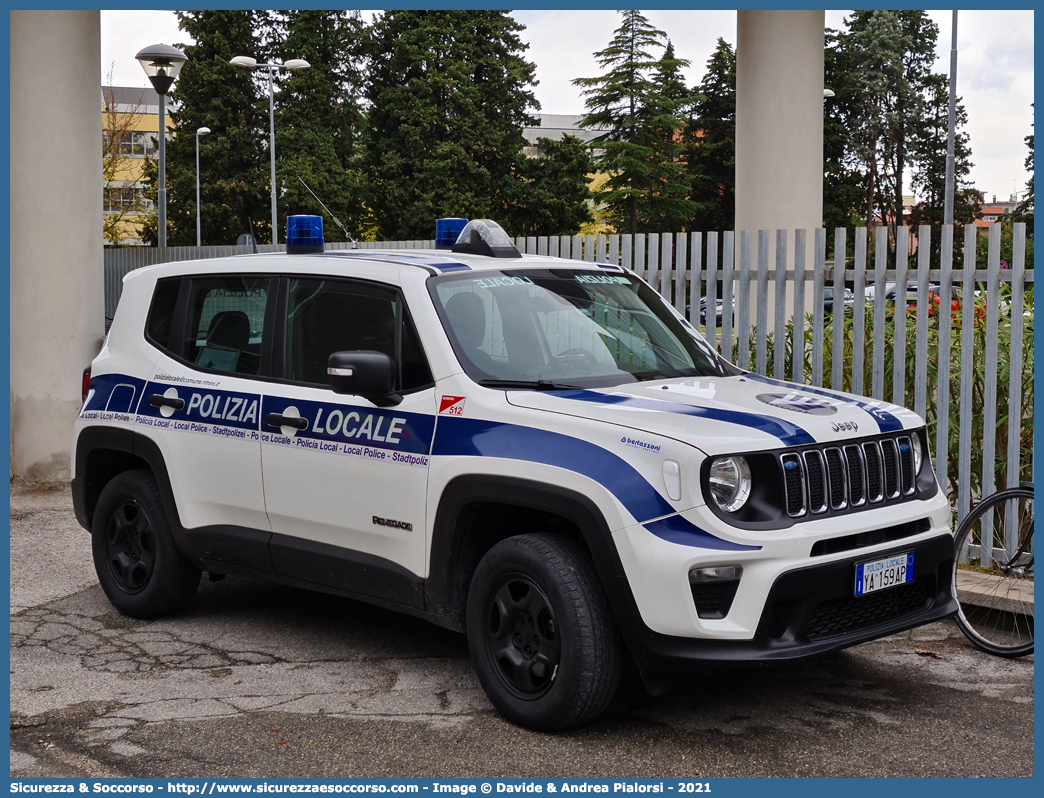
<box><xmin>296</xmin><ymin>176</ymin><xmax>358</xmax><ymax>248</ymax></box>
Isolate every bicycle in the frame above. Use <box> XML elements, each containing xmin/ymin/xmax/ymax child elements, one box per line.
<box><xmin>952</xmin><ymin>483</ymin><xmax>1034</xmax><ymax>657</ymax></box>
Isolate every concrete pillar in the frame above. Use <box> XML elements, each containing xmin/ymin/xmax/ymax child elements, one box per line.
<box><xmin>735</xmin><ymin>10</ymin><xmax>825</xmax><ymax>236</ymax></box>
<box><xmin>10</xmin><ymin>10</ymin><xmax>105</xmax><ymax>484</ymax></box>
<box><xmin>734</xmin><ymin>11</ymin><xmax>824</xmax><ymax>343</ymax></box>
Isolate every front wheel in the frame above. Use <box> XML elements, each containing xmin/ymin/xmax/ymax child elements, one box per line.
<box><xmin>92</xmin><ymin>470</ymin><xmax>201</xmax><ymax>618</ymax></box>
<box><xmin>952</xmin><ymin>485</ymin><xmax>1034</xmax><ymax>658</ymax></box>
<box><xmin>467</xmin><ymin>533</ymin><xmax>621</xmax><ymax>731</ymax></box>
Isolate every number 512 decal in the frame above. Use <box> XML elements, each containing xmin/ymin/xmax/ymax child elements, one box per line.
<box><xmin>439</xmin><ymin>396</ymin><xmax>466</xmax><ymax>416</ymax></box>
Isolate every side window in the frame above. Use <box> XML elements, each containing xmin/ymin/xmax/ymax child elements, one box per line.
<box><xmin>285</xmin><ymin>278</ymin><xmax>433</xmax><ymax>392</ymax></box>
<box><xmin>183</xmin><ymin>277</ymin><xmax>268</xmax><ymax>375</ymax></box>
<box><xmin>401</xmin><ymin>312</ymin><xmax>434</xmax><ymax>391</ymax></box>
<box><xmin>145</xmin><ymin>278</ymin><xmax>181</xmax><ymax>352</ymax></box>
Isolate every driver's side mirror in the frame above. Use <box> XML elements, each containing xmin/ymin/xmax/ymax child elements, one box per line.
<box><xmin>328</xmin><ymin>351</ymin><xmax>402</xmax><ymax>407</ymax></box>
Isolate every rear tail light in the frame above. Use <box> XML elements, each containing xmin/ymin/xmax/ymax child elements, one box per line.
<box><xmin>82</xmin><ymin>367</ymin><xmax>91</xmax><ymax>403</ymax></box>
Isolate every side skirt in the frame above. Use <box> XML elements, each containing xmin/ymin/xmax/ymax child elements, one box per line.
<box><xmin>191</xmin><ymin>555</ymin><xmax>461</xmax><ymax>633</ymax></box>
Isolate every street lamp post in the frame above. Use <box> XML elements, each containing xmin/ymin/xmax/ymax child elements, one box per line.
<box><xmin>230</xmin><ymin>55</ymin><xmax>310</xmax><ymax>245</ymax></box>
<box><xmin>135</xmin><ymin>44</ymin><xmax>187</xmax><ymax>249</ymax></box>
<box><xmin>195</xmin><ymin>127</ymin><xmax>211</xmax><ymax>247</ymax></box>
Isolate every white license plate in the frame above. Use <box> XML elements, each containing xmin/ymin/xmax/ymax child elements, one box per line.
<box><xmin>855</xmin><ymin>552</ymin><xmax>914</xmax><ymax>596</ymax></box>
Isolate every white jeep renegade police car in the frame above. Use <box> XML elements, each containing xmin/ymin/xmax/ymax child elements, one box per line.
<box><xmin>74</xmin><ymin>217</ymin><xmax>957</xmax><ymax>730</ymax></box>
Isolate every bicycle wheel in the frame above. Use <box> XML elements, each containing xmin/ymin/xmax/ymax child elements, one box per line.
<box><xmin>952</xmin><ymin>485</ymin><xmax>1034</xmax><ymax>657</ymax></box>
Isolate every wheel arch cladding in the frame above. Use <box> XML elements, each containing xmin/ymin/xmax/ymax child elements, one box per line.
<box><xmin>74</xmin><ymin>428</ymin><xmax>196</xmax><ymax>557</ymax></box>
<box><xmin>427</xmin><ymin>474</ymin><xmax>638</xmax><ymax>635</ymax></box>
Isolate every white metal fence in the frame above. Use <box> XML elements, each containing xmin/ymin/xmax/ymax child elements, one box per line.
<box><xmin>104</xmin><ymin>223</ymin><xmax>1034</xmax><ymax>535</ymax></box>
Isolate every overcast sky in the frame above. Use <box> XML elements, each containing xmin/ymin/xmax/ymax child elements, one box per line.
<box><xmin>101</xmin><ymin>9</ymin><xmax>1034</xmax><ymax>203</ymax></box>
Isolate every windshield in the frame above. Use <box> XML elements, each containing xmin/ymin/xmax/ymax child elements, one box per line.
<box><xmin>428</xmin><ymin>268</ymin><xmax>728</xmax><ymax>388</ymax></box>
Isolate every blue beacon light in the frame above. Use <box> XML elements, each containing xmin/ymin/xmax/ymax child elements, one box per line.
<box><xmin>435</xmin><ymin>217</ymin><xmax>468</xmax><ymax>249</ymax></box>
<box><xmin>286</xmin><ymin>215</ymin><xmax>324</xmax><ymax>254</ymax></box>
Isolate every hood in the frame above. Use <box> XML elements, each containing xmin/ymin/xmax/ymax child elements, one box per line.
<box><xmin>506</xmin><ymin>373</ymin><xmax>923</xmax><ymax>456</ymax></box>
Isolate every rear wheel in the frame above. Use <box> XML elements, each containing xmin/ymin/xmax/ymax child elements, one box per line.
<box><xmin>467</xmin><ymin>533</ymin><xmax>621</xmax><ymax>731</ymax></box>
<box><xmin>92</xmin><ymin>470</ymin><xmax>201</xmax><ymax>618</ymax></box>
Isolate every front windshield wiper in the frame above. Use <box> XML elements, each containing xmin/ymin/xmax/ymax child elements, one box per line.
<box><xmin>478</xmin><ymin>379</ymin><xmax>582</xmax><ymax>391</ymax></box>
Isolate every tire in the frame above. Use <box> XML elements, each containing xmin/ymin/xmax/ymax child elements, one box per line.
<box><xmin>952</xmin><ymin>485</ymin><xmax>1034</xmax><ymax>658</ymax></box>
<box><xmin>91</xmin><ymin>470</ymin><xmax>201</xmax><ymax>618</ymax></box>
<box><xmin>467</xmin><ymin>533</ymin><xmax>621</xmax><ymax>731</ymax></box>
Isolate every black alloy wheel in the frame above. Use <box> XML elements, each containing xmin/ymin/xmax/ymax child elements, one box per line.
<box><xmin>104</xmin><ymin>498</ymin><xmax>157</xmax><ymax>593</ymax></box>
<box><xmin>484</xmin><ymin>574</ymin><xmax>562</xmax><ymax>699</ymax></box>
<box><xmin>467</xmin><ymin>533</ymin><xmax>622</xmax><ymax>731</ymax></box>
<box><xmin>92</xmin><ymin>470</ymin><xmax>201</xmax><ymax>618</ymax></box>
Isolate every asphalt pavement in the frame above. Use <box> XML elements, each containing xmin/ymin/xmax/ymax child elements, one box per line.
<box><xmin>10</xmin><ymin>487</ymin><xmax>1034</xmax><ymax>778</ymax></box>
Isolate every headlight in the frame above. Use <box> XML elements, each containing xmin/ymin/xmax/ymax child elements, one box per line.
<box><xmin>911</xmin><ymin>433</ymin><xmax>923</xmax><ymax>474</ymax></box>
<box><xmin>708</xmin><ymin>456</ymin><xmax>752</xmax><ymax>512</ymax></box>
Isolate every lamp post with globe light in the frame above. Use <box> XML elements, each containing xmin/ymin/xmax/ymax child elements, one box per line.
<box><xmin>195</xmin><ymin>127</ymin><xmax>211</xmax><ymax>247</ymax></box>
<box><xmin>135</xmin><ymin>44</ymin><xmax>187</xmax><ymax>248</ymax></box>
<box><xmin>229</xmin><ymin>55</ymin><xmax>310</xmax><ymax>244</ymax></box>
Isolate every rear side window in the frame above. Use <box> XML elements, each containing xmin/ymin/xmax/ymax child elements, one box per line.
<box><xmin>145</xmin><ymin>278</ymin><xmax>181</xmax><ymax>351</ymax></box>
<box><xmin>183</xmin><ymin>277</ymin><xmax>269</xmax><ymax>376</ymax></box>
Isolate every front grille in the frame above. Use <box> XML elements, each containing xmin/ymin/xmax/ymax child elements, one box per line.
<box><xmin>782</xmin><ymin>454</ymin><xmax>805</xmax><ymax>516</ymax></box>
<box><xmin>782</xmin><ymin>433</ymin><xmax>918</xmax><ymax>519</ymax></box>
<box><xmin>804</xmin><ymin>450</ymin><xmax>827</xmax><ymax>513</ymax></box>
<box><xmin>898</xmin><ymin>437</ymin><xmax>915</xmax><ymax>495</ymax></box>
<box><xmin>805</xmin><ymin>576</ymin><xmax>933</xmax><ymax>639</ymax></box>
<box><xmin>881</xmin><ymin>438</ymin><xmax>900</xmax><ymax>499</ymax></box>
<box><xmin>864</xmin><ymin>443</ymin><xmax>883</xmax><ymax>502</ymax></box>
<box><xmin>825</xmin><ymin>447</ymin><xmax>847</xmax><ymax>510</ymax></box>
<box><xmin>844</xmin><ymin>445</ymin><xmax>865</xmax><ymax>506</ymax></box>
<box><xmin>810</xmin><ymin>518</ymin><xmax>931</xmax><ymax>557</ymax></box>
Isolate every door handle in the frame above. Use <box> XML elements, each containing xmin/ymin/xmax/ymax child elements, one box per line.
<box><xmin>265</xmin><ymin>412</ymin><xmax>309</xmax><ymax>430</ymax></box>
<box><xmin>148</xmin><ymin>394</ymin><xmax>185</xmax><ymax>410</ymax></box>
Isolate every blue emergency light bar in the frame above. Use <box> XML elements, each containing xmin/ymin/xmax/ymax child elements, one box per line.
<box><xmin>286</xmin><ymin>215</ymin><xmax>324</xmax><ymax>254</ymax></box>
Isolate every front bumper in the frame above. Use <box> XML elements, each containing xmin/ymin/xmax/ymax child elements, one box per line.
<box><xmin>620</xmin><ymin>533</ymin><xmax>956</xmax><ymax>688</ymax></box>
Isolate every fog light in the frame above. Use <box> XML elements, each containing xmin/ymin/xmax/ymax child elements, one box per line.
<box><xmin>689</xmin><ymin>565</ymin><xmax>743</xmax><ymax>583</ymax></box>
<box><xmin>689</xmin><ymin>565</ymin><xmax>743</xmax><ymax>620</ymax></box>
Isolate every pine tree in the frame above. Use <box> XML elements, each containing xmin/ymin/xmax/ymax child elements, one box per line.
<box><xmin>823</xmin><ymin>30</ymin><xmax>865</xmax><ymax>239</ymax></box>
<box><xmin>574</xmin><ymin>10</ymin><xmax>680</xmax><ymax>236</ymax></box>
<box><xmin>643</xmin><ymin>41</ymin><xmax>699</xmax><ymax>232</ymax></box>
<box><xmin>684</xmin><ymin>38</ymin><xmax>736</xmax><ymax>233</ymax></box>
<box><xmin>142</xmin><ymin>10</ymin><xmax>269</xmax><ymax>246</ymax></box>
<box><xmin>266</xmin><ymin>10</ymin><xmax>367</xmax><ymax>242</ymax></box>
<box><xmin>511</xmin><ymin>135</ymin><xmax>594</xmax><ymax>236</ymax></box>
<box><xmin>842</xmin><ymin>11</ymin><xmax>906</xmax><ymax>235</ymax></box>
<box><xmin>907</xmin><ymin>76</ymin><xmax>978</xmax><ymax>265</ymax></box>
<box><xmin>879</xmin><ymin>11</ymin><xmax>940</xmax><ymax>244</ymax></box>
<box><xmin>362</xmin><ymin>10</ymin><xmax>539</xmax><ymax>240</ymax></box>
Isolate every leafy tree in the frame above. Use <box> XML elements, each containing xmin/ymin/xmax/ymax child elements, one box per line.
<box><xmin>828</xmin><ymin>11</ymin><xmax>977</xmax><ymax>264</ymax></box>
<box><xmin>266</xmin><ymin>10</ymin><xmax>367</xmax><ymax>242</ymax></box>
<box><xmin>362</xmin><ymin>10</ymin><xmax>539</xmax><ymax>241</ymax></box>
<box><xmin>683</xmin><ymin>37</ymin><xmax>736</xmax><ymax>234</ymax></box>
<box><xmin>510</xmin><ymin>134</ymin><xmax>594</xmax><ymax>236</ymax></box>
<box><xmin>102</xmin><ymin>76</ymin><xmax>150</xmax><ymax>246</ymax></box>
<box><xmin>142</xmin><ymin>10</ymin><xmax>269</xmax><ymax>247</ymax></box>
<box><xmin>574</xmin><ymin>10</ymin><xmax>690</xmax><ymax>236</ymax></box>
